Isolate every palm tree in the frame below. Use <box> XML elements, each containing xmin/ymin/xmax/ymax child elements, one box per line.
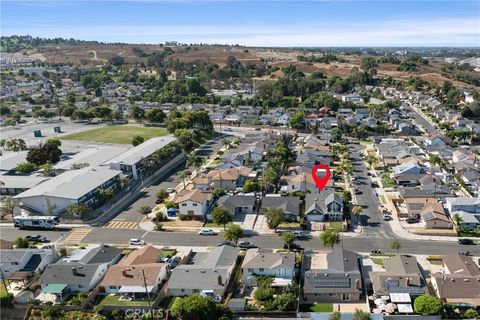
<box><xmin>352</xmin><ymin>206</ymin><xmax>363</xmax><ymax>225</ymax></box>
<box><xmin>320</xmin><ymin>229</ymin><xmax>341</xmax><ymax>251</ymax></box>
<box><xmin>452</xmin><ymin>213</ymin><xmax>463</xmax><ymax>233</ymax></box>
<box><xmin>339</xmin><ymin>158</ymin><xmax>353</xmax><ymax>176</ymax></box>
<box><xmin>364</xmin><ymin>154</ymin><xmax>378</xmax><ymax>170</ymax></box>
<box><xmin>187</xmin><ymin>154</ymin><xmax>205</xmax><ymax>171</ymax></box>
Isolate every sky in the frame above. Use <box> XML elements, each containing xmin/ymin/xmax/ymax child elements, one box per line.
<box><xmin>1</xmin><ymin>0</ymin><xmax>479</xmax><ymax>47</ymax></box>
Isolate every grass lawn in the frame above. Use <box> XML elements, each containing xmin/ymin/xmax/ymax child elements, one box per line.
<box><xmin>310</xmin><ymin>303</ymin><xmax>333</xmax><ymax>312</ymax></box>
<box><xmin>61</xmin><ymin>125</ymin><xmax>169</xmax><ymax>144</ymax></box>
<box><xmin>160</xmin><ymin>249</ymin><xmax>176</xmax><ymax>259</ymax></box>
<box><xmin>204</xmin><ymin>222</ymin><xmax>223</xmax><ymax>228</ymax></box>
<box><xmin>371</xmin><ymin>258</ymin><xmax>385</xmax><ymax>268</ymax></box>
<box><xmin>159</xmin><ymin>296</ymin><xmax>177</xmax><ymax>309</ymax></box>
<box><xmin>279</xmin><ymin>222</ymin><xmax>301</xmax><ymax>228</ymax></box>
<box><xmin>96</xmin><ymin>294</ymin><xmax>151</xmax><ymax>306</ymax></box>
<box><xmin>0</xmin><ymin>281</ymin><xmax>8</xmax><ymax>298</ymax></box>
<box><xmin>382</xmin><ymin>178</ymin><xmax>396</xmax><ymax>188</ymax></box>
<box><xmin>458</xmin><ymin>230</ymin><xmax>480</xmax><ymax>238</ymax></box>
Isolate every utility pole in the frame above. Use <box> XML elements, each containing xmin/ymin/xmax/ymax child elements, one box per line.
<box><xmin>141</xmin><ymin>268</ymin><xmax>153</xmax><ymax>318</ymax></box>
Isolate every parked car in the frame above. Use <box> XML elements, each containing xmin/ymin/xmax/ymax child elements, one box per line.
<box><xmin>218</xmin><ymin>240</ymin><xmax>236</xmax><ymax>247</ymax></box>
<box><xmin>129</xmin><ymin>238</ymin><xmax>146</xmax><ymax>246</ymax></box>
<box><xmin>406</xmin><ymin>217</ymin><xmax>420</xmax><ymax>224</ymax></box>
<box><xmin>350</xmin><ymin>175</ymin><xmax>357</xmax><ymax>181</ymax></box>
<box><xmin>167</xmin><ymin>187</ymin><xmax>175</xmax><ymax>193</ymax></box>
<box><xmin>458</xmin><ymin>239</ymin><xmax>475</xmax><ymax>245</ymax></box>
<box><xmin>371</xmin><ymin>182</ymin><xmax>379</xmax><ymax>188</ymax></box>
<box><xmin>169</xmin><ymin>256</ymin><xmax>181</xmax><ymax>269</ymax></box>
<box><xmin>238</xmin><ymin>241</ymin><xmax>256</xmax><ymax>249</ymax></box>
<box><xmin>459</xmin><ymin>251</ymin><xmax>471</xmax><ymax>256</ymax></box>
<box><xmin>200</xmin><ymin>167</ymin><xmax>210</xmax><ymax>173</ymax></box>
<box><xmin>382</xmin><ymin>214</ymin><xmax>392</xmax><ymax>221</ymax></box>
<box><xmin>26</xmin><ymin>235</ymin><xmax>47</xmax><ymax>243</ymax></box>
<box><xmin>223</xmin><ymin>128</ymin><xmax>232</xmax><ymax>132</ymax></box>
<box><xmin>155</xmin><ymin>199</ymin><xmax>163</xmax><ymax>204</ymax></box>
<box><xmin>283</xmin><ymin>242</ymin><xmax>303</xmax><ymax>250</ymax></box>
<box><xmin>353</xmin><ymin>188</ymin><xmax>362</xmax><ymax>195</ymax></box>
<box><xmin>292</xmin><ymin>230</ymin><xmax>307</xmax><ymax>239</ymax></box>
<box><xmin>198</xmin><ymin>229</ymin><xmax>217</xmax><ymax>236</ymax></box>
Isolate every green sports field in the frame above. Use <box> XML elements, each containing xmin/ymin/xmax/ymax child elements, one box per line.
<box><xmin>61</xmin><ymin>125</ymin><xmax>169</xmax><ymax>144</ymax></box>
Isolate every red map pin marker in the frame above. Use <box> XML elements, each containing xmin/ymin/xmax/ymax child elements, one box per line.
<box><xmin>311</xmin><ymin>164</ymin><xmax>331</xmax><ymax>191</ymax></box>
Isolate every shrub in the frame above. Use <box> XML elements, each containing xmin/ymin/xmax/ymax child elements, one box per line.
<box><xmin>464</xmin><ymin>309</ymin><xmax>478</xmax><ymax>319</ymax></box>
<box><xmin>0</xmin><ymin>293</ymin><xmax>14</xmax><ymax>307</ymax></box>
<box><xmin>139</xmin><ymin>206</ymin><xmax>152</xmax><ymax>215</ymax></box>
<box><xmin>254</xmin><ymin>286</ymin><xmax>274</xmax><ymax>302</ymax></box>
<box><xmin>165</xmin><ymin>201</ymin><xmax>175</xmax><ymax>209</ymax></box>
<box><xmin>156</xmin><ymin>223</ymin><xmax>164</xmax><ymax>231</ymax></box>
<box><xmin>413</xmin><ymin>294</ymin><xmax>443</xmax><ymax>315</ymax></box>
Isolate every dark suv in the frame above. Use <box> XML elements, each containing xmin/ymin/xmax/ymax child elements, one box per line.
<box><xmin>458</xmin><ymin>239</ymin><xmax>475</xmax><ymax>245</ymax></box>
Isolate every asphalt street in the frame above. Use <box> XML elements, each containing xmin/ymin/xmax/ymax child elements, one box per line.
<box><xmin>1</xmin><ymin>226</ymin><xmax>478</xmax><ymax>256</ymax></box>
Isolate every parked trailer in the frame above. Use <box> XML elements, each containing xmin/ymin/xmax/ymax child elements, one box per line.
<box><xmin>13</xmin><ymin>216</ymin><xmax>59</xmax><ymax>230</ymax></box>
<box><xmin>33</xmin><ymin>130</ymin><xmax>42</xmax><ymax>137</ymax></box>
<box><xmin>53</xmin><ymin>126</ymin><xmax>61</xmax><ymax>133</ymax></box>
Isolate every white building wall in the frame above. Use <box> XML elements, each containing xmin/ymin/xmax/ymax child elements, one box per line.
<box><xmin>178</xmin><ymin>200</ymin><xmax>208</xmax><ymax>217</ymax></box>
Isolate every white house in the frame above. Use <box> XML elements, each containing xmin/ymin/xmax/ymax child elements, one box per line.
<box><xmin>0</xmin><ymin>247</ymin><xmax>57</xmax><ymax>279</ymax></box>
<box><xmin>276</xmin><ymin>113</ymin><xmax>290</xmax><ymax>127</ymax></box>
<box><xmin>241</xmin><ymin>248</ymin><xmax>295</xmax><ymax>287</ymax></box>
<box><xmin>445</xmin><ymin>197</ymin><xmax>480</xmax><ymax>215</ymax></box>
<box><xmin>174</xmin><ymin>189</ymin><xmax>213</xmax><ymax>218</ymax></box>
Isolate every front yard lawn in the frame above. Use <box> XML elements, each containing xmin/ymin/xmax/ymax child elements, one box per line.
<box><xmin>381</xmin><ymin>178</ymin><xmax>396</xmax><ymax>188</ymax></box>
<box><xmin>458</xmin><ymin>230</ymin><xmax>480</xmax><ymax>238</ymax></box>
<box><xmin>371</xmin><ymin>258</ymin><xmax>385</xmax><ymax>268</ymax></box>
<box><xmin>161</xmin><ymin>249</ymin><xmax>176</xmax><ymax>259</ymax></box>
<box><xmin>95</xmin><ymin>294</ymin><xmax>152</xmax><ymax>306</ymax></box>
<box><xmin>310</xmin><ymin>303</ymin><xmax>333</xmax><ymax>312</ymax></box>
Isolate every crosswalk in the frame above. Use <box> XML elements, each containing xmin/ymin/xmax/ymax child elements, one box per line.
<box><xmin>64</xmin><ymin>228</ymin><xmax>92</xmax><ymax>243</ymax></box>
<box><xmin>103</xmin><ymin>221</ymin><xmax>139</xmax><ymax>229</ymax></box>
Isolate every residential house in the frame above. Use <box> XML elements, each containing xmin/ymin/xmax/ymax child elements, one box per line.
<box><xmin>276</xmin><ymin>113</ymin><xmax>291</xmax><ymax>126</ymax></box>
<box><xmin>392</xmin><ymin>162</ymin><xmax>424</xmax><ymax>178</ymax></box>
<box><xmin>304</xmin><ymin>190</ymin><xmax>343</xmax><ymax>222</ymax></box>
<box><xmin>166</xmin><ymin>246</ymin><xmax>239</xmax><ymax>298</ymax></box>
<box><xmin>420</xmin><ymin>204</ymin><xmax>452</xmax><ymax>229</ymax></box>
<box><xmin>369</xmin><ymin>255</ymin><xmax>426</xmax><ymax>298</ymax></box>
<box><xmin>241</xmin><ymin>248</ymin><xmax>295</xmax><ymax>287</ymax></box>
<box><xmin>302</xmin><ymin>250</ymin><xmax>362</xmax><ymax>302</ymax></box>
<box><xmin>444</xmin><ymin>197</ymin><xmax>480</xmax><ymax>230</ymax></box>
<box><xmin>206</xmin><ymin>167</ymin><xmax>252</xmax><ymax>191</ymax></box>
<box><xmin>99</xmin><ymin>246</ymin><xmax>169</xmax><ymax>298</ymax></box>
<box><xmin>40</xmin><ymin>245</ymin><xmax>122</xmax><ymax>299</ymax></box>
<box><xmin>279</xmin><ymin>173</ymin><xmax>318</xmax><ymax>193</ymax></box>
<box><xmin>425</xmin><ymin>133</ymin><xmax>449</xmax><ymax>146</ymax></box>
<box><xmin>0</xmin><ymin>247</ymin><xmax>57</xmax><ymax>281</ymax></box>
<box><xmin>217</xmin><ymin>194</ymin><xmax>256</xmax><ymax>215</ymax></box>
<box><xmin>261</xmin><ymin>196</ymin><xmax>301</xmax><ymax>221</ymax></box>
<box><xmin>431</xmin><ymin>254</ymin><xmax>480</xmax><ymax>307</ymax></box>
<box><xmin>173</xmin><ymin>189</ymin><xmax>213</xmax><ymax>219</ymax></box>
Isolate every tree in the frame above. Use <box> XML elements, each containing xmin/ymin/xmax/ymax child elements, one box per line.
<box><xmin>352</xmin><ymin>206</ymin><xmax>363</xmax><ymax>224</ymax></box>
<box><xmin>242</xmin><ymin>180</ymin><xmax>260</xmax><ymax>193</ymax></box>
<box><xmin>353</xmin><ymin>309</ymin><xmax>371</xmax><ymax>320</ymax></box>
<box><xmin>175</xmin><ymin>129</ymin><xmax>195</xmax><ymax>152</ymax></box>
<box><xmin>329</xmin><ymin>311</ymin><xmax>342</xmax><ymax>320</ymax></box>
<box><xmin>109</xmin><ymin>55</ymin><xmax>125</xmax><ymax>66</ymax></box>
<box><xmin>289</xmin><ymin>112</ymin><xmax>304</xmax><ymax>129</ymax></box>
<box><xmin>331</xmin><ymin>128</ymin><xmax>342</xmax><ymax>143</ymax></box>
<box><xmin>15</xmin><ymin>161</ymin><xmax>37</xmax><ymax>173</ymax></box>
<box><xmin>67</xmin><ymin>203</ymin><xmax>89</xmax><ymax>218</ymax></box>
<box><xmin>212</xmin><ymin>188</ymin><xmax>226</xmax><ymax>198</ymax></box>
<box><xmin>129</xmin><ymin>105</ymin><xmax>145</xmax><ymax>123</ymax></box>
<box><xmin>320</xmin><ymin>228</ymin><xmax>341</xmax><ymax>250</ymax></box>
<box><xmin>145</xmin><ymin>108</ymin><xmax>166</xmax><ymax>123</ymax></box>
<box><xmin>464</xmin><ymin>309</ymin><xmax>478</xmax><ymax>319</ymax></box>
<box><xmin>156</xmin><ymin>189</ymin><xmax>169</xmax><ymax>200</ymax></box>
<box><xmin>187</xmin><ymin>154</ymin><xmax>205</xmax><ymax>171</ymax></box>
<box><xmin>131</xmin><ymin>135</ymin><xmax>144</xmax><ymax>146</ymax></box>
<box><xmin>40</xmin><ymin>162</ymin><xmax>56</xmax><ymax>177</ymax></box>
<box><xmin>14</xmin><ymin>236</ymin><xmax>29</xmax><ymax>248</ymax></box>
<box><xmin>1</xmin><ymin>198</ymin><xmax>17</xmax><ymax>217</ymax></box>
<box><xmin>364</xmin><ymin>154</ymin><xmax>378</xmax><ymax>169</ymax></box>
<box><xmin>139</xmin><ymin>206</ymin><xmax>152</xmax><ymax>215</ymax></box>
<box><xmin>413</xmin><ymin>294</ymin><xmax>443</xmax><ymax>315</ymax></box>
<box><xmin>342</xmin><ymin>190</ymin><xmax>352</xmax><ymax>206</ymax></box>
<box><xmin>390</xmin><ymin>240</ymin><xmax>401</xmax><ymax>254</ymax></box>
<box><xmin>281</xmin><ymin>232</ymin><xmax>296</xmax><ymax>250</ymax></box>
<box><xmin>265</xmin><ymin>208</ymin><xmax>284</xmax><ymax>231</ymax></box>
<box><xmin>170</xmin><ymin>295</ymin><xmax>231</xmax><ymax>320</ymax></box>
<box><xmin>176</xmin><ymin>170</ymin><xmax>191</xmax><ymax>189</ymax></box>
<box><xmin>224</xmin><ymin>223</ymin><xmax>243</xmax><ymax>245</ymax></box>
<box><xmin>452</xmin><ymin>213</ymin><xmax>463</xmax><ymax>232</ymax></box>
<box><xmin>211</xmin><ymin>207</ymin><xmax>233</xmax><ymax>230</ymax></box>
<box><xmin>58</xmin><ymin>247</ymin><xmax>68</xmax><ymax>257</ymax></box>
<box><xmin>26</xmin><ymin>140</ymin><xmax>62</xmax><ymax>165</ymax></box>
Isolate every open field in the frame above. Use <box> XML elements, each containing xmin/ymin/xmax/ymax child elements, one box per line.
<box><xmin>61</xmin><ymin>125</ymin><xmax>169</xmax><ymax>144</ymax></box>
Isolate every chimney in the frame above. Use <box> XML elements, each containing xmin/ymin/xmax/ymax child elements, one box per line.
<box><xmin>217</xmin><ymin>275</ymin><xmax>223</xmax><ymax>285</ymax></box>
<box><xmin>355</xmin><ymin>279</ymin><xmax>361</xmax><ymax>290</ymax></box>
<box><xmin>72</xmin><ymin>267</ymin><xmax>78</xmax><ymax>276</ymax></box>
<box><xmin>406</xmin><ymin>277</ymin><xmax>411</xmax><ymax>286</ymax></box>
<box><xmin>122</xmin><ymin>270</ymin><xmax>127</xmax><ymax>277</ymax></box>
